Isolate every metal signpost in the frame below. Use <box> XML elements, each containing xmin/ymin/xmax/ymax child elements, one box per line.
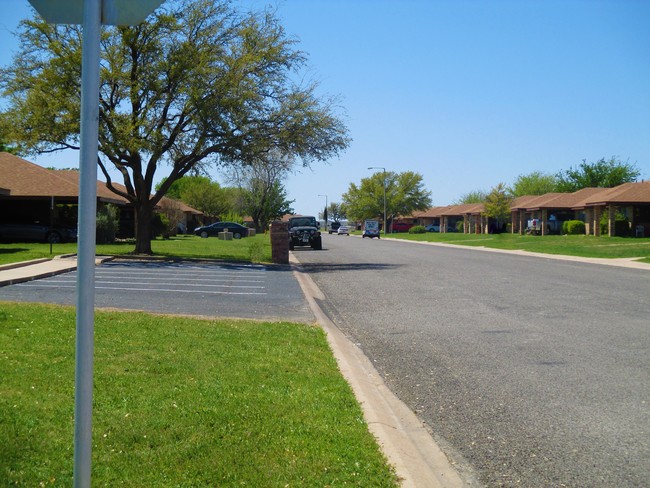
<box><xmin>27</xmin><ymin>2</ymin><xmax>163</xmax><ymax>486</ymax></box>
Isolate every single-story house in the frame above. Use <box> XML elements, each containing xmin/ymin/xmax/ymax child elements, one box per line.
<box><xmin>579</xmin><ymin>181</ymin><xmax>650</xmax><ymax>237</ymax></box>
<box><xmin>0</xmin><ymin>152</ymin><xmax>203</xmax><ymax>237</ymax></box>
<box><xmin>408</xmin><ymin>181</ymin><xmax>650</xmax><ymax>238</ymax></box>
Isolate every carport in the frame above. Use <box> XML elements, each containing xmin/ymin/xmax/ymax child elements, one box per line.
<box><xmin>579</xmin><ymin>181</ymin><xmax>650</xmax><ymax>237</ymax></box>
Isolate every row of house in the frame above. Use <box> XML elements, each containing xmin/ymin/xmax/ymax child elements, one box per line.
<box><xmin>403</xmin><ymin>182</ymin><xmax>650</xmax><ymax>237</ymax></box>
<box><xmin>3</xmin><ymin>151</ymin><xmax>649</xmax><ymax>239</ymax></box>
<box><xmin>0</xmin><ymin>152</ymin><xmax>204</xmax><ymax>237</ymax></box>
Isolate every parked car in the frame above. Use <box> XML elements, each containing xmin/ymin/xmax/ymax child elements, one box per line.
<box><xmin>337</xmin><ymin>225</ymin><xmax>350</xmax><ymax>235</ymax></box>
<box><xmin>391</xmin><ymin>222</ymin><xmax>413</xmax><ymax>233</ymax></box>
<box><xmin>0</xmin><ymin>221</ymin><xmax>77</xmax><ymax>243</ymax></box>
<box><xmin>288</xmin><ymin>215</ymin><xmax>322</xmax><ymax>250</ymax></box>
<box><xmin>424</xmin><ymin>224</ymin><xmax>440</xmax><ymax>232</ymax></box>
<box><xmin>328</xmin><ymin>221</ymin><xmax>341</xmax><ymax>234</ymax></box>
<box><xmin>194</xmin><ymin>221</ymin><xmax>249</xmax><ymax>239</ymax></box>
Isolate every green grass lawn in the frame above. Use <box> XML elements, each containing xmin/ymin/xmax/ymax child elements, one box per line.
<box><xmin>0</xmin><ymin>234</ymin><xmax>273</xmax><ymax>267</ymax></box>
<box><xmin>0</xmin><ymin>303</ymin><xmax>398</xmax><ymax>486</ymax></box>
<box><xmin>387</xmin><ymin>231</ymin><xmax>650</xmax><ymax>261</ymax></box>
<box><xmin>2</xmin><ymin>231</ymin><xmax>650</xmax><ymax>267</ymax></box>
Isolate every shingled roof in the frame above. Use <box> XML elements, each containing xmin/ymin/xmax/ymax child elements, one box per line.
<box><xmin>583</xmin><ymin>181</ymin><xmax>650</xmax><ymax>206</ymax></box>
<box><xmin>525</xmin><ymin>188</ymin><xmax>608</xmax><ymax>210</ymax></box>
<box><xmin>0</xmin><ymin>152</ymin><xmax>80</xmax><ymax>197</ymax></box>
<box><xmin>0</xmin><ymin>152</ymin><xmax>202</xmax><ymax>215</ymax></box>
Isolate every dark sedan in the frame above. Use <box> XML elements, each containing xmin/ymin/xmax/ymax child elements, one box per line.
<box><xmin>194</xmin><ymin>221</ymin><xmax>249</xmax><ymax>239</ymax></box>
<box><xmin>0</xmin><ymin>221</ymin><xmax>78</xmax><ymax>243</ymax></box>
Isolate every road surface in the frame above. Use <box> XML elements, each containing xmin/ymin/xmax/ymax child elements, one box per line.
<box><xmin>293</xmin><ymin>234</ymin><xmax>650</xmax><ymax>487</ymax></box>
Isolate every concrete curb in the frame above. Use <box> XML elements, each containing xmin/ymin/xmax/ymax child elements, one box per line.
<box><xmin>289</xmin><ymin>253</ymin><xmax>468</xmax><ymax>488</ymax></box>
<box><xmin>0</xmin><ymin>255</ymin><xmax>114</xmax><ymax>287</ymax></box>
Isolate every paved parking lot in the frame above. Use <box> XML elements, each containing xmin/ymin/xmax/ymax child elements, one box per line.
<box><xmin>0</xmin><ymin>260</ymin><xmax>315</xmax><ymax>322</ymax></box>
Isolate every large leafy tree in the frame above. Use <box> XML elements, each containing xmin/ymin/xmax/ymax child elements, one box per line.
<box><xmin>556</xmin><ymin>157</ymin><xmax>640</xmax><ymax>192</ymax></box>
<box><xmin>159</xmin><ymin>175</ymin><xmax>228</xmax><ymax>220</ymax></box>
<box><xmin>342</xmin><ymin>170</ymin><xmax>431</xmax><ymax>223</ymax></box>
<box><xmin>0</xmin><ymin>0</ymin><xmax>349</xmax><ymax>253</ymax></box>
<box><xmin>483</xmin><ymin>182</ymin><xmax>513</xmax><ymax>228</ymax></box>
<box><xmin>226</xmin><ymin>153</ymin><xmax>295</xmax><ymax>232</ymax></box>
<box><xmin>322</xmin><ymin>202</ymin><xmax>346</xmax><ymax>222</ymax></box>
<box><xmin>455</xmin><ymin>190</ymin><xmax>488</xmax><ymax>204</ymax></box>
<box><xmin>510</xmin><ymin>171</ymin><xmax>559</xmax><ymax>197</ymax></box>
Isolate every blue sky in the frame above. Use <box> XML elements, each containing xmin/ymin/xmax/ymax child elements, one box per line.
<box><xmin>1</xmin><ymin>0</ymin><xmax>649</xmax><ymax>217</ymax></box>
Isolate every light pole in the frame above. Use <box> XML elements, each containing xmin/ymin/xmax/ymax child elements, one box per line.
<box><xmin>367</xmin><ymin>167</ymin><xmax>387</xmax><ymax>235</ymax></box>
<box><xmin>318</xmin><ymin>194</ymin><xmax>328</xmax><ymax>223</ymax></box>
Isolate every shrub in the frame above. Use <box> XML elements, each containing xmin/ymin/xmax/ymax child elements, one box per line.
<box><xmin>221</xmin><ymin>212</ymin><xmax>245</xmax><ymax>224</ymax></box>
<box><xmin>96</xmin><ymin>204</ymin><xmax>119</xmax><ymax>244</ymax></box>
<box><xmin>409</xmin><ymin>225</ymin><xmax>426</xmax><ymax>234</ymax></box>
<box><xmin>152</xmin><ymin>213</ymin><xmax>169</xmax><ymax>237</ymax></box>
<box><xmin>599</xmin><ymin>211</ymin><xmax>630</xmax><ymax>236</ymax></box>
<box><xmin>563</xmin><ymin>220</ymin><xmax>585</xmax><ymax>235</ymax></box>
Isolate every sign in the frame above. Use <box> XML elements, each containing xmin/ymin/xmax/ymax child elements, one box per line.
<box><xmin>29</xmin><ymin>0</ymin><xmax>162</xmax><ymax>25</ymax></box>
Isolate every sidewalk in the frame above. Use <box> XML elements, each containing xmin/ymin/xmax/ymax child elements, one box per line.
<box><xmin>0</xmin><ymin>254</ymin><xmax>113</xmax><ymax>287</ymax></box>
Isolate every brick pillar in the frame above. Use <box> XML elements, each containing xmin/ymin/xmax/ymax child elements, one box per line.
<box><xmin>270</xmin><ymin>221</ymin><xmax>289</xmax><ymax>264</ymax></box>
<box><xmin>593</xmin><ymin>206</ymin><xmax>601</xmax><ymax>236</ymax></box>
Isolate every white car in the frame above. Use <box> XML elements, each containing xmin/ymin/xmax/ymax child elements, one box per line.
<box><xmin>337</xmin><ymin>225</ymin><xmax>350</xmax><ymax>235</ymax></box>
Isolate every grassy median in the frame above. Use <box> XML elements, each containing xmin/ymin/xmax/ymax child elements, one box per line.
<box><xmin>0</xmin><ymin>302</ymin><xmax>398</xmax><ymax>486</ymax></box>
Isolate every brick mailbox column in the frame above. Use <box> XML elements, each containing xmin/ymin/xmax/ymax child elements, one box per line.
<box><xmin>270</xmin><ymin>221</ymin><xmax>289</xmax><ymax>264</ymax></box>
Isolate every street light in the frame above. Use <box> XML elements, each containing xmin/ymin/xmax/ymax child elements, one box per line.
<box><xmin>318</xmin><ymin>194</ymin><xmax>328</xmax><ymax>223</ymax></box>
<box><xmin>367</xmin><ymin>167</ymin><xmax>387</xmax><ymax>235</ymax></box>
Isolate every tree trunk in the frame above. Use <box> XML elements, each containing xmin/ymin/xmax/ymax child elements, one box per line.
<box><xmin>133</xmin><ymin>202</ymin><xmax>155</xmax><ymax>254</ymax></box>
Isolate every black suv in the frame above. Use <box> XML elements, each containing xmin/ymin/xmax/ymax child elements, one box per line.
<box><xmin>288</xmin><ymin>216</ymin><xmax>322</xmax><ymax>250</ymax></box>
<box><xmin>328</xmin><ymin>221</ymin><xmax>341</xmax><ymax>234</ymax></box>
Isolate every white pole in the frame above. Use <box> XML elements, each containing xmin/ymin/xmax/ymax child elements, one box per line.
<box><xmin>74</xmin><ymin>0</ymin><xmax>101</xmax><ymax>486</ymax></box>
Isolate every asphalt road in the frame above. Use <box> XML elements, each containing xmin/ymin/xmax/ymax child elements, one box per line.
<box><xmin>0</xmin><ymin>259</ymin><xmax>315</xmax><ymax>322</ymax></box>
<box><xmin>293</xmin><ymin>234</ymin><xmax>650</xmax><ymax>487</ymax></box>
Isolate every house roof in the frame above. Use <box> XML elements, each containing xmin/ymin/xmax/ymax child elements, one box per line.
<box><xmin>0</xmin><ymin>152</ymin><xmax>81</xmax><ymax>197</ymax></box>
<box><xmin>54</xmin><ymin>169</ymin><xmax>131</xmax><ymax>204</ymax></box>
<box><xmin>525</xmin><ymin>188</ymin><xmax>607</xmax><ymax>210</ymax></box>
<box><xmin>0</xmin><ymin>152</ymin><xmax>203</xmax><ymax>215</ymax></box>
<box><xmin>582</xmin><ymin>181</ymin><xmax>650</xmax><ymax>206</ymax></box>
<box><xmin>439</xmin><ymin>203</ymin><xmax>484</xmax><ymax>216</ymax></box>
<box><xmin>510</xmin><ymin>195</ymin><xmax>547</xmax><ymax>210</ymax></box>
<box><xmin>411</xmin><ymin>206</ymin><xmax>452</xmax><ymax>218</ymax></box>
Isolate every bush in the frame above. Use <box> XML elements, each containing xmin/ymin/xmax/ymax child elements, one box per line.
<box><xmin>96</xmin><ymin>204</ymin><xmax>119</xmax><ymax>244</ymax></box>
<box><xmin>152</xmin><ymin>213</ymin><xmax>169</xmax><ymax>237</ymax></box>
<box><xmin>221</xmin><ymin>212</ymin><xmax>245</xmax><ymax>224</ymax></box>
<box><xmin>599</xmin><ymin>211</ymin><xmax>630</xmax><ymax>236</ymax></box>
<box><xmin>409</xmin><ymin>225</ymin><xmax>426</xmax><ymax>234</ymax></box>
<box><xmin>562</xmin><ymin>220</ymin><xmax>585</xmax><ymax>235</ymax></box>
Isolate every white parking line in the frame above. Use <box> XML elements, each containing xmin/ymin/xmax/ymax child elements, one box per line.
<box><xmin>15</xmin><ymin>264</ymin><xmax>269</xmax><ymax>295</ymax></box>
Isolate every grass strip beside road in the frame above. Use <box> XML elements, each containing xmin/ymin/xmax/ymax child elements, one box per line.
<box><xmin>0</xmin><ymin>302</ymin><xmax>398</xmax><ymax>486</ymax></box>
<box><xmin>391</xmin><ymin>232</ymin><xmax>650</xmax><ymax>262</ymax></box>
